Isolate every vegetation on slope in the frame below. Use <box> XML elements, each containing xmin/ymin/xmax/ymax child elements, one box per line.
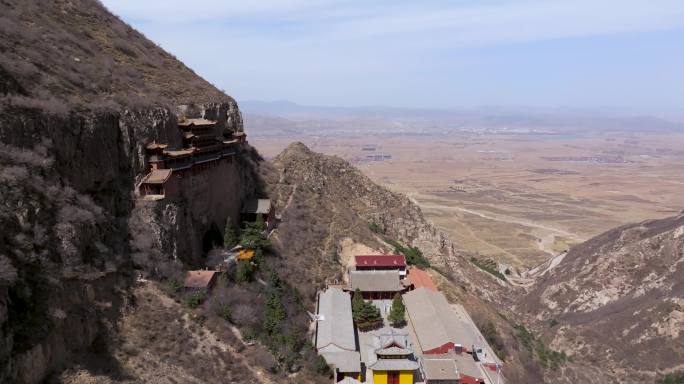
<box><xmin>370</xmin><ymin>221</ymin><xmax>431</xmax><ymax>267</ymax></box>
<box><xmin>470</xmin><ymin>256</ymin><xmax>506</xmax><ymax>280</ymax></box>
<box><xmin>514</xmin><ymin>324</ymin><xmax>567</xmax><ymax>370</ymax></box>
<box><xmin>0</xmin><ymin>0</ymin><xmax>231</xmax><ymax>109</ymax></box>
<box><xmin>657</xmin><ymin>372</ymin><xmax>684</xmax><ymax>384</ymax></box>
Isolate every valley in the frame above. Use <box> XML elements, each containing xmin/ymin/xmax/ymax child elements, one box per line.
<box><xmin>250</xmin><ymin>126</ymin><xmax>684</xmax><ymax>270</ymax></box>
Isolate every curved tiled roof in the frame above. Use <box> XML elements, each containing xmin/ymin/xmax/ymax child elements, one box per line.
<box><xmin>369</xmin><ymin>358</ymin><xmax>419</xmax><ymax>371</ymax></box>
<box><xmin>355</xmin><ymin>255</ymin><xmax>406</xmax><ymax>268</ymax></box>
<box><xmin>316</xmin><ymin>288</ymin><xmax>356</xmax><ymax>353</ymax></box>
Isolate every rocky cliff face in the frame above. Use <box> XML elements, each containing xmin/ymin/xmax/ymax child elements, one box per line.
<box><xmin>0</xmin><ymin>1</ymin><xmax>253</xmax><ymax>382</ymax></box>
<box><xmin>519</xmin><ymin>212</ymin><xmax>684</xmax><ymax>383</ymax></box>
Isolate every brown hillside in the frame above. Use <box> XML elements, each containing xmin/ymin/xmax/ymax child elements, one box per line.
<box><xmin>519</xmin><ymin>211</ymin><xmax>684</xmax><ymax>383</ymax></box>
<box><xmin>0</xmin><ymin>0</ymin><xmax>230</xmax><ymax>108</ymax></box>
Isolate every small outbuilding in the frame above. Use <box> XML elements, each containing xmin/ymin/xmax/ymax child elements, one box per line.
<box><xmin>183</xmin><ymin>270</ymin><xmax>218</xmax><ymax>292</ymax></box>
<box><xmin>242</xmin><ymin>198</ymin><xmax>275</xmax><ymax>228</ymax></box>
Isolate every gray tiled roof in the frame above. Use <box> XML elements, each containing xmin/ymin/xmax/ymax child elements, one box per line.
<box><xmin>376</xmin><ymin>346</ymin><xmax>411</xmax><ymax>356</ymax></box>
<box><xmin>369</xmin><ymin>358</ymin><xmax>419</xmax><ymax>371</ymax></box>
<box><xmin>421</xmin><ymin>355</ymin><xmax>459</xmax><ymax>380</ymax></box>
<box><xmin>321</xmin><ymin>351</ymin><xmax>361</xmax><ymax>373</ymax></box>
<box><xmin>454</xmin><ymin>353</ymin><xmax>483</xmax><ymax>379</ymax></box>
<box><xmin>242</xmin><ymin>198</ymin><xmax>272</xmax><ymax>214</ymax></box>
<box><xmin>316</xmin><ymin>288</ymin><xmax>356</xmax><ymax>353</ymax></box>
<box><xmin>349</xmin><ymin>270</ymin><xmax>402</xmax><ymax>292</ymax></box>
<box><xmin>403</xmin><ymin>288</ymin><xmax>478</xmax><ymax>352</ymax></box>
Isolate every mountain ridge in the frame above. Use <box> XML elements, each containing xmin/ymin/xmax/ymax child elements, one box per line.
<box><xmin>520</xmin><ymin>211</ymin><xmax>684</xmax><ymax>383</ymax></box>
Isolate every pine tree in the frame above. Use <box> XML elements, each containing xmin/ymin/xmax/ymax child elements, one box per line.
<box><xmin>223</xmin><ymin>220</ymin><xmax>238</xmax><ymax>248</ymax></box>
<box><xmin>352</xmin><ymin>289</ymin><xmax>365</xmax><ymax>321</ymax></box>
<box><xmin>388</xmin><ymin>293</ymin><xmax>406</xmax><ymax>327</ymax></box>
<box><xmin>264</xmin><ymin>291</ymin><xmax>286</xmax><ymax>335</ymax></box>
<box><xmin>240</xmin><ymin>219</ymin><xmax>270</xmax><ymax>250</ymax></box>
<box><xmin>235</xmin><ymin>260</ymin><xmax>254</xmax><ymax>282</ymax></box>
<box><xmin>255</xmin><ymin>214</ymin><xmax>266</xmax><ymax>231</ymax></box>
<box><xmin>351</xmin><ymin>288</ymin><xmax>382</xmax><ymax>328</ymax></box>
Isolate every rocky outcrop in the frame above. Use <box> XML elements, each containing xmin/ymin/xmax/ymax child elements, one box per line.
<box><xmin>519</xmin><ymin>212</ymin><xmax>684</xmax><ymax>383</ymax></box>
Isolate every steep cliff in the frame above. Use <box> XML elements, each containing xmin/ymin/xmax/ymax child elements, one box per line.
<box><xmin>0</xmin><ymin>1</ymin><xmax>253</xmax><ymax>382</ymax></box>
<box><xmin>519</xmin><ymin>212</ymin><xmax>684</xmax><ymax>383</ymax></box>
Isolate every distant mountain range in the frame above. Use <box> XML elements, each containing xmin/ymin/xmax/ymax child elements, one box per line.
<box><xmin>241</xmin><ymin>100</ymin><xmax>684</xmax><ymax>134</ymax></box>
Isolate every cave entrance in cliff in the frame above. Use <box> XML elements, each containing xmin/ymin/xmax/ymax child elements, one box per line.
<box><xmin>202</xmin><ymin>224</ymin><xmax>224</xmax><ymax>254</ymax></box>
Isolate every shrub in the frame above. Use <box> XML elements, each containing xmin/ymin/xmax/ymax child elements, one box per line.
<box><xmin>657</xmin><ymin>372</ymin><xmax>684</xmax><ymax>384</ymax></box>
<box><xmin>470</xmin><ymin>257</ymin><xmax>506</xmax><ymax>281</ymax></box>
<box><xmin>388</xmin><ymin>293</ymin><xmax>406</xmax><ymax>327</ymax></box>
<box><xmin>235</xmin><ymin>260</ymin><xmax>254</xmax><ymax>283</ymax></box>
<box><xmin>168</xmin><ymin>278</ymin><xmax>182</xmax><ymax>293</ymax></box>
<box><xmin>215</xmin><ymin>302</ymin><xmax>232</xmax><ymax>322</ymax></box>
<box><xmin>514</xmin><ymin>323</ymin><xmax>566</xmax><ymax>369</ymax></box>
<box><xmin>314</xmin><ymin>354</ymin><xmax>330</xmax><ymax>375</ymax></box>
<box><xmin>368</xmin><ymin>221</ymin><xmax>384</xmax><ymax>234</ymax></box>
<box><xmin>184</xmin><ymin>291</ymin><xmax>205</xmax><ymax>309</ymax></box>
<box><xmin>478</xmin><ymin>321</ymin><xmax>507</xmax><ymax>361</ymax></box>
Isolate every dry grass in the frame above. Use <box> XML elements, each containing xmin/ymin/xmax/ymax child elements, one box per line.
<box><xmin>0</xmin><ymin>0</ymin><xmax>231</xmax><ymax>109</ymax></box>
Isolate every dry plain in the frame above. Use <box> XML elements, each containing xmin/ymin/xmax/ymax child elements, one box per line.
<box><xmin>251</xmin><ymin>129</ymin><xmax>684</xmax><ymax>271</ymax></box>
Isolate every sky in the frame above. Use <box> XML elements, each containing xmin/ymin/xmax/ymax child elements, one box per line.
<box><xmin>102</xmin><ymin>0</ymin><xmax>684</xmax><ymax>111</ymax></box>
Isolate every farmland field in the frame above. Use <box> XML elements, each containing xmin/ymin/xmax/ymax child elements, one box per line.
<box><xmin>249</xmin><ymin>119</ymin><xmax>684</xmax><ymax>271</ymax></box>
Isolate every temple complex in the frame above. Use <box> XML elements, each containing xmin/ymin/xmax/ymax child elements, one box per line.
<box><xmin>138</xmin><ymin>117</ymin><xmax>247</xmax><ymax>199</ymax></box>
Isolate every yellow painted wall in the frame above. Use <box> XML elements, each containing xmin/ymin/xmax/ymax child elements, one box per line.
<box><xmin>372</xmin><ymin>370</ymin><xmax>413</xmax><ymax>384</ymax></box>
<box><xmin>399</xmin><ymin>370</ymin><xmax>412</xmax><ymax>384</ymax></box>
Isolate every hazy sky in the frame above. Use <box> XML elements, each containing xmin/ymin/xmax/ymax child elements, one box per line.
<box><xmin>102</xmin><ymin>0</ymin><xmax>684</xmax><ymax>110</ymax></box>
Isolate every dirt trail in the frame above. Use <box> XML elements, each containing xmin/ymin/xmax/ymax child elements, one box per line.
<box><xmin>417</xmin><ymin>201</ymin><xmax>582</xmax><ymax>241</ymax></box>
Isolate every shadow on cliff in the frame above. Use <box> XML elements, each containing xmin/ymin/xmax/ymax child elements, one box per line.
<box><xmin>44</xmin><ymin>335</ymin><xmax>136</xmax><ymax>383</ymax></box>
